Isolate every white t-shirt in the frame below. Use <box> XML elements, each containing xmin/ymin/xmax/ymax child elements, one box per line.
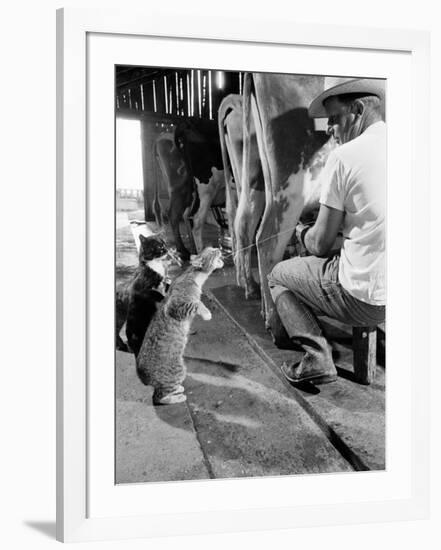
<box><xmin>319</xmin><ymin>121</ymin><xmax>386</xmax><ymax>306</ymax></box>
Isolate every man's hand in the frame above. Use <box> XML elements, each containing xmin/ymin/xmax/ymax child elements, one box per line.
<box><xmin>295</xmin><ymin>222</ymin><xmax>314</xmax><ymax>251</ymax></box>
<box><xmin>302</xmin><ymin>204</ymin><xmax>344</xmax><ymax>257</ymax></box>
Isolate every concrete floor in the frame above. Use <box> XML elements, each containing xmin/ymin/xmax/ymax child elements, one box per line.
<box><xmin>209</xmin><ymin>284</ymin><xmax>385</xmax><ymax>471</ymax></box>
<box><xmin>115</xmin><ymin>211</ymin><xmax>385</xmax><ymax>484</ymax></box>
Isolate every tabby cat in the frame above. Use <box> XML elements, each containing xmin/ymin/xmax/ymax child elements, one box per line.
<box><xmin>136</xmin><ymin>247</ymin><xmax>224</xmax><ymax>405</ymax></box>
<box><xmin>115</xmin><ymin>234</ymin><xmax>178</xmax><ymax>355</ymax></box>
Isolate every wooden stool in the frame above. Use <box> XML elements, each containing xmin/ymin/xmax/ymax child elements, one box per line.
<box><xmin>352</xmin><ymin>326</ymin><xmax>377</xmax><ymax>385</ymax></box>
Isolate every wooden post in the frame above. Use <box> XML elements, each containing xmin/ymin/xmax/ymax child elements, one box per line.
<box><xmin>179</xmin><ymin>73</ymin><xmax>185</xmax><ymax>116</ymax></box>
<box><xmin>140</xmin><ymin>84</ymin><xmax>145</xmax><ymax>111</ymax></box>
<box><xmin>159</xmin><ymin>76</ymin><xmax>167</xmax><ymax>115</ymax></box>
<box><xmin>353</xmin><ymin>327</ymin><xmax>377</xmax><ymax>385</ymax></box>
<box><xmin>208</xmin><ymin>70</ymin><xmax>212</xmax><ymax>119</ymax></box>
<box><xmin>202</xmin><ymin>70</ymin><xmax>208</xmax><ymax>118</ymax></box>
<box><xmin>152</xmin><ymin>80</ymin><xmax>157</xmax><ymax>113</ymax></box>
<box><xmin>196</xmin><ymin>69</ymin><xmax>202</xmax><ymax>117</ymax></box>
<box><xmin>211</xmin><ymin>77</ymin><xmax>223</xmax><ymax>123</ymax></box>
<box><xmin>131</xmin><ymin>85</ymin><xmax>141</xmax><ymax>111</ymax></box>
<box><xmin>185</xmin><ymin>73</ymin><xmax>191</xmax><ymax>117</ymax></box>
<box><xmin>140</xmin><ymin>120</ymin><xmax>155</xmax><ymax>221</ymax></box>
<box><xmin>174</xmin><ymin>71</ymin><xmax>181</xmax><ymax>116</ymax></box>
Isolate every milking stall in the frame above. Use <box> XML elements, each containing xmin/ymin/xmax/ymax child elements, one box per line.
<box><xmin>115</xmin><ymin>65</ymin><xmax>386</xmax><ymax>483</ymax></box>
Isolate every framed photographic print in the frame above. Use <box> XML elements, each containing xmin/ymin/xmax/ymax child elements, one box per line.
<box><xmin>56</xmin><ymin>7</ymin><xmax>430</xmax><ymax>543</ymax></box>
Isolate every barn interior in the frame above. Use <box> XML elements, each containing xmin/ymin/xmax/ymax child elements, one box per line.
<box><xmin>116</xmin><ymin>65</ymin><xmax>241</xmax><ymax>223</ymax></box>
<box><xmin>115</xmin><ymin>65</ymin><xmax>386</xmax><ymax>483</ymax></box>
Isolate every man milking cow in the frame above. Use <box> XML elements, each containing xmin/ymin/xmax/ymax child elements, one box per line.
<box><xmin>267</xmin><ymin>78</ymin><xmax>386</xmax><ymax>385</ymax></box>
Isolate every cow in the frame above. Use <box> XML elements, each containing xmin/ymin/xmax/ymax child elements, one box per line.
<box><xmin>222</xmin><ymin>74</ymin><xmax>337</xmax><ymax>323</ymax></box>
<box><xmin>218</xmin><ymin>94</ymin><xmax>265</xmax><ymax>299</ymax></box>
<box><xmin>174</xmin><ymin>118</ymin><xmax>225</xmax><ymax>254</ymax></box>
<box><xmin>154</xmin><ymin>120</ymin><xmax>226</xmax><ymax>259</ymax></box>
<box><xmin>153</xmin><ymin>132</ymin><xmax>194</xmax><ymax>259</ymax></box>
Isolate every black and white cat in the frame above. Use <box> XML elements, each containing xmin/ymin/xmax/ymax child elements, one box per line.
<box><xmin>115</xmin><ymin>234</ymin><xmax>180</xmax><ymax>356</ymax></box>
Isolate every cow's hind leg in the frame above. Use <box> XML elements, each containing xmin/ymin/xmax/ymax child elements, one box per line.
<box><xmin>153</xmin><ymin>192</ymin><xmax>164</xmax><ymax>228</ymax></box>
<box><xmin>182</xmin><ymin>205</ymin><xmax>197</xmax><ymax>255</ymax></box>
<box><xmin>168</xmin><ymin>197</ymin><xmax>191</xmax><ymax>261</ymax></box>
<box><xmin>192</xmin><ymin>199</ymin><xmax>211</xmax><ymax>253</ymax></box>
<box><xmin>235</xmin><ymin>187</ymin><xmax>264</xmax><ymax>299</ymax></box>
<box><xmin>225</xmin><ymin>181</ymin><xmax>238</xmax><ymax>259</ymax></box>
<box><xmin>256</xmin><ymin>196</ymin><xmax>304</xmax><ymax>323</ymax></box>
<box><xmin>192</xmin><ymin>181</ymin><xmax>218</xmax><ymax>253</ymax></box>
<box><xmin>237</xmin><ymin>75</ymin><xmax>263</xmax><ymax>299</ymax></box>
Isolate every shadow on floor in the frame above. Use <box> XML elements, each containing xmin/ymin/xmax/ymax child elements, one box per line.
<box><xmin>208</xmin><ymin>284</ymin><xmax>385</xmax><ymax>471</ymax></box>
<box><xmin>24</xmin><ymin>521</ymin><xmax>56</xmax><ymax>539</ymax></box>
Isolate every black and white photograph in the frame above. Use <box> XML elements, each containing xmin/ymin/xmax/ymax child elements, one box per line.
<box><xmin>114</xmin><ymin>66</ymin><xmax>386</xmax><ymax>483</ymax></box>
<box><xmin>2</xmin><ymin>0</ymin><xmax>437</xmax><ymax>545</ymax></box>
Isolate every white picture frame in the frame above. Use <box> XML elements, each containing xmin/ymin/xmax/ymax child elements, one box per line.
<box><xmin>56</xmin><ymin>7</ymin><xmax>430</xmax><ymax>543</ymax></box>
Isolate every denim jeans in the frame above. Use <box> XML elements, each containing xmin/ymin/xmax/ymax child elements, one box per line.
<box><xmin>267</xmin><ymin>255</ymin><xmax>385</xmax><ymax>371</ymax></box>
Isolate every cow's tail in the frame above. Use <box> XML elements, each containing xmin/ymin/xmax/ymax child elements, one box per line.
<box><xmin>218</xmin><ymin>95</ymin><xmax>240</xmax><ymax>257</ymax></box>
<box><xmin>218</xmin><ymin>95</ymin><xmax>236</xmax><ymax>195</ymax></box>
<box><xmin>240</xmin><ymin>73</ymin><xmax>254</xmax><ymax>262</ymax></box>
<box><xmin>241</xmin><ymin>73</ymin><xmax>253</xmax><ymax>185</ymax></box>
<box><xmin>152</xmin><ymin>141</ymin><xmax>164</xmax><ymax>228</ymax></box>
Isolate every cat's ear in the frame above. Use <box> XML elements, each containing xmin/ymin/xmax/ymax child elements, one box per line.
<box><xmin>139</xmin><ymin>234</ymin><xmax>147</xmax><ymax>244</ymax></box>
<box><xmin>166</xmin><ymin>298</ymin><xmax>198</xmax><ymax>320</ymax></box>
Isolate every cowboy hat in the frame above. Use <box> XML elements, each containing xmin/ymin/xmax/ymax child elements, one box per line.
<box><xmin>308</xmin><ymin>78</ymin><xmax>386</xmax><ymax>118</ymax></box>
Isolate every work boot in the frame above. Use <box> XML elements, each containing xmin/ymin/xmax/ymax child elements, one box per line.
<box><xmin>274</xmin><ymin>291</ymin><xmax>338</xmax><ymax>385</ymax></box>
<box><xmin>266</xmin><ymin>308</ymin><xmax>297</xmax><ymax>350</ymax></box>
<box><xmin>280</xmin><ymin>360</ymin><xmax>338</xmax><ymax>385</ymax></box>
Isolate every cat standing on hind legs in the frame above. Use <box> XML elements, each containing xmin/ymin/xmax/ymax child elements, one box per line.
<box><xmin>136</xmin><ymin>247</ymin><xmax>224</xmax><ymax>405</ymax></box>
<box><xmin>115</xmin><ymin>233</ymin><xmax>180</xmax><ymax>354</ymax></box>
